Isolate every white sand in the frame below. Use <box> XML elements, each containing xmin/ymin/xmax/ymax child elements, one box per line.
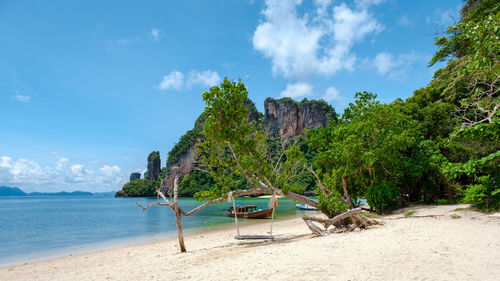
<box><xmin>1</xmin><ymin>204</ymin><xmax>499</xmax><ymax>281</ymax></box>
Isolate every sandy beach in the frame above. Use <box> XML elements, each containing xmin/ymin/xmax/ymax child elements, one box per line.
<box><xmin>1</xmin><ymin>204</ymin><xmax>499</xmax><ymax>281</ymax></box>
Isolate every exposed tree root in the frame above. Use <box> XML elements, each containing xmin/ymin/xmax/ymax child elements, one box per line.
<box><xmin>302</xmin><ymin>208</ymin><xmax>381</xmax><ymax>236</ymax></box>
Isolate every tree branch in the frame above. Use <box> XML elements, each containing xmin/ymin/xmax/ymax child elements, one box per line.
<box><xmin>305</xmin><ymin>165</ymin><xmax>330</xmax><ymax>196</ymax></box>
<box><xmin>303</xmin><ymin>208</ymin><xmax>362</xmax><ymax>228</ymax></box>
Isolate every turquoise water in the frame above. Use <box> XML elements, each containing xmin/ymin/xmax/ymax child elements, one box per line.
<box><xmin>0</xmin><ymin>195</ymin><xmax>309</xmax><ymax>265</ymax></box>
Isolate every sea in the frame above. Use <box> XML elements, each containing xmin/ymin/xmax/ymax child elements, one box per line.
<box><xmin>0</xmin><ymin>195</ymin><xmax>308</xmax><ymax>266</ymax></box>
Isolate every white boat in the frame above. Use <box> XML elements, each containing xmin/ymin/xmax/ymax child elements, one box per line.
<box><xmin>295</xmin><ymin>203</ymin><xmax>318</xmax><ymax>211</ymax></box>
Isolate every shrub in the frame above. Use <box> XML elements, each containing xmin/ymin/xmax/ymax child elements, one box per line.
<box><xmin>119</xmin><ymin>179</ymin><xmax>157</xmax><ymax>197</ymax></box>
<box><xmin>366</xmin><ymin>181</ymin><xmax>400</xmax><ymax>212</ymax></box>
<box><xmin>115</xmin><ymin>190</ymin><xmax>125</xmax><ymax>197</ymax></box>
<box><xmin>463</xmin><ymin>175</ymin><xmax>499</xmax><ymax>211</ymax></box>
<box><xmin>317</xmin><ymin>191</ymin><xmax>349</xmax><ymax>218</ymax></box>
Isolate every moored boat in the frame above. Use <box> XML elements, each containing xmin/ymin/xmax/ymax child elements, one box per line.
<box><xmin>226</xmin><ymin>205</ymin><xmax>273</xmax><ymax>219</ymax></box>
<box><xmin>295</xmin><ymin>203</ymin><xmax>318</xmax><ymax>211</ymax></box>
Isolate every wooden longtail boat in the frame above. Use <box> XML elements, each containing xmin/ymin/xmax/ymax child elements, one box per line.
<box><xmin>226</xmin><ymin>205</ymin><xmax>273</xmax><ymax>219</ymax></box>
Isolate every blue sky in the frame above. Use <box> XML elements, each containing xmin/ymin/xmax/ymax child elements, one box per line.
<box><xmin>0</xmin><ymin>0</ymin><xmax>461</xmax><ymax>192</ymax></box>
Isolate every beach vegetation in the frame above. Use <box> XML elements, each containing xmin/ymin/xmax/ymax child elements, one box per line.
<box><xmin>405</xmin><ymin>210</ymin><xmax>417</xmax><ymax>217</ymax></box>
<box><xmin>366</xmin><ymin>182</ymin><xmax>400</xmax><ymax>213</ymax></box>
<box><xmin>463</xmin><ymin>175</ymin><xmax>500</xmax><ymax>211</ymax></box>
<box><xmin>167</xmin><ymin>112</ymin><xmax>207</xmax><ymax>166</ymax></box>
<box><xmin>450</xmin><ymin>214</ymin><xmax>462</xmax><ymax>219</ymax></box>
<box><xmin>117</xmin><ymin>179</ymin><xmax>157</xmax><ymax>197</ymax></box>
<box><xmin>360</xmin><ymin>211</ymin><xmax>380</xmax><ymax>218</ymax></box>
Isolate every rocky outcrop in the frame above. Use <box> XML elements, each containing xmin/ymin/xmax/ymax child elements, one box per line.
<box><xmin>263</xmin><ymin>97</ymin><xmax>336</xmax><ymax>138</ymax></box>
<box><xmin>156</xmin><ymin>97</ymin><xmax>335</xmax><ymax>190</ymax></box>
<box><xmin>164</xmin><ymin>99</ymin><xmax>263</xmax><ymax>180</ymax></box>
<box><xmin>129</xmin><ymin>172</ymin><xmax>141</xmax><ymax>181</ymax></box>
<box><xmin>144</xmin><ymin>151</ymin><xmax>161</xmax><ymax>181</ymax></box>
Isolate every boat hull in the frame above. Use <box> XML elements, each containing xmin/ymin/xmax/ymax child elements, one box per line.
<box><xmin>295</xmin><ymin>203</ymin><xmax>318</xmax><ymax>211</ymax></box>
<box><xmin>226</xmin><ymin>208</ymin><xmax>273</xmax><ymax>219</ymax></box>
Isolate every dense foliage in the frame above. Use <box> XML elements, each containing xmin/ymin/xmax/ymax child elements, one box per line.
<box><xmin>433</xmin><ymin>0</ymin><xmax>500</xmax><ymax>211</ymax></box>
<box><xmin>307</xmin><ymin>92</ymin><xmax>449</xmax><ymax>212</ymax></box>
<box><xmin>115</xmin><ymin>179</ymin><xmax>157</xmax><ymax>197</ymax></box>
<box><xmin>302</xmin><ymin>0</ymin><xmax>499</xmax><ymax>212</ymax></box>
<box><xmin>463</xmin><ymin>175</ymin><xmax>500</xmax><ymax>211</ymax></box>
<box><xmin>167</xmin><ymin>112</ymin><xmax>207</xmax><ymax>166</ymax></box>
<box><xmin>366</xmin><ymin>182</ymin><xmax>400</xmax><ymax>212</ymax></box>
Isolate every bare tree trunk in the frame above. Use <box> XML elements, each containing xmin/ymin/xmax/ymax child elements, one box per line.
<box><xmin>174</xmin><ymin>209</ymin><xmax>186</xmax><ymax>252</ymax></box>
<box><xmin>173</xmin><ymin>176</ymin><xmax>186</xmax><ymax>252</ymax></box>
<box><xmin>341</xmin><ymin>175</ymin><xmax>355</xmax><ymax>208</ymax></box>
<box><xmin>303</xmin><ymin>208</ymin><xmax>363</xmax><ymax>228</ymax></box>
<box><xmin>303</xmin><ymin>219</ymin><xmax>329</xmax><ymax>236</ymax></box>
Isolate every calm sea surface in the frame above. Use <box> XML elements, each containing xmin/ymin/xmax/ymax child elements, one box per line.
<box><xmin>0</xmin><ymin>195</ymin><xmax>308</xmax><ymax>266</ymax></box>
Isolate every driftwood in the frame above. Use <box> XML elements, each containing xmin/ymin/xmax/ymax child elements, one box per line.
<box><xmin>302</xmin><ymin>208</ymin><xmax>380</xmax><ymax>236</ymax></box>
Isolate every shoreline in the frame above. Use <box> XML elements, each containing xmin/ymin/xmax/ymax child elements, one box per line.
<box><xmin>0</xmin><ymin>209</ymin><xmax>306</xmax><ymax>268</ymax></box>
<box><xmin>2</xmin><ymin>204</ymin><xmax>499</xmax><ymax>280</ymax></box>
<box><xmin>0</xmin><ymin>196</ymin><xmax>304</xmax><ymax>267</ymax></box>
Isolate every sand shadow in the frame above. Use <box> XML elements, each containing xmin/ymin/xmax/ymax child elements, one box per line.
<box><xmin>233</xmin><ymin>233</ymin><xmax>314</xmax><ymax>249</ymax></box>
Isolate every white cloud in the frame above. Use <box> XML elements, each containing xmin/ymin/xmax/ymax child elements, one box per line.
<box><xmin>0</xmin><ymin>156</ymin><xmax>13</xmax><ymax>182</ymax></box>
<box><xmin>157</xmin><ymin>70</ymin><xmax>184</xmax><ymax>91</ymax></box>
<box><xmin>0</xmin><ymin>155</ymin><xmax>126</xmax><ymax>192</ymax></box>
<box><xmin>252</xmin><ymin>0</ymin><xmax>383</xmax><ymax>78</ymax></box>
<box><xmin>314</xmin><ymin>0</ymin><xmax>333</xmax><ymax>16</ymax></box>
<box><xmin>56</xmin><ymin>157</ymin><xmax>69</xmax><ymax>170</ymax></box>
<box><xmin>12</xmin><ymin>94</ymin><xmax>31</xmax><ymax>102</ymax></box>
<box><xmin>367</xmin><ymin>51</ymin><xmax>423</xmax><ymax>79</ymax></box>
<box><xmin>99</xmin><ymin>165</ymin><xmax>122</xmax><ymax>184</ymax></box>
<box><xmin>157</xmin><ymin>70</ymin><xmax>221</xmax><ymax>91</ymax></box>
<box><xmin>187</xmin><ymin>70</ymin><xmax>221</xmax><ymax>88</ymax></box>
<box><xmin>355</xmin><ymin>0</ymin><xmax>385</xmax><ymax>9</ymax></box>
<box><xmin>150</xmin><ymin>28</ymin><xmax>162</xmax><ymax>40</ymax></box>
<box><xmin>280</xmin><ymin>82</ymin><xmax>314</xmax><ymax>99</ymax></box>
<box><xmin>322</xmin><ymin>86</ymin><xmax>341</xmax><ymax>102</ymax></box>
<box><xmin>9</xmin><ymin>158</ymin><xmax>57</xmax><ymax>183</ymax></box>
<box><xmin>69</xmin><ymin>164</ymin><xmax>90</xmax><ymax>179</ymax></box>
<box><xmin>373</xmin><ymin>52</ymin><xmax>397</xmax><ymax>75</ymax></box>
<box><xmin>0</xmin><ymin>156</ymin><xmax>12</xmax><ymax>167</ymax></box>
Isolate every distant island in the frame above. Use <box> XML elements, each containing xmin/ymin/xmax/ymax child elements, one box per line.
<box><xmin>28</xmin><ymin>191</ymin><xmax>94</xmax><ymax>196</ymax></box>
<box><xmin>0</xmin><ymin>186</ymin><xmax>114</xmax><ymax>196</ymax></box>
<box><xmin>0</xmin><ymin>186</ymin><xmax>27</xmax><ymax>196</ymax></box>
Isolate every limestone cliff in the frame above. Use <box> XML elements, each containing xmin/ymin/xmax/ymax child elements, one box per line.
<box><xmin>164</xmin><ymin>99</ymin><xmax>263</xmax><ymax>179</ymax></box>
<box><xmin>160</xmin><ymin>97</ymin><xmax>335</xmax><ymax>187</ymax></box>
<box><xmin>144</xmin><ymin>151</ymin><xmax>161</xmax><ymax>181</ymax></box>
<box><xmin>263</xmin><ymin>97</ymin><xmax>336</xmax><ymax>138</ymax></box>
<box><xmin>129</xmin><ymin>172</ymin><xmax>141</xmax><ymax>181</ymax></box>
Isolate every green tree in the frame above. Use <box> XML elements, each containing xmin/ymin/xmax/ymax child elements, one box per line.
<box><xmin>431</xmin><ymin>0</ymin><xmax>500</xmax><ymax>199</ymax></box>
<box><xmin>196</xmin><ymin>78</ymin><xmax>317</xmax><ymax>205</ymax></box>
<box><xmin>307</xmin><ymin>92</ymin><xmax>449</xmax><ymax>209</ymax></box>
<box><xmin>116</xmin><ymin>179</ymin><xmax>157</xmax><ymax>197</ymax></box>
